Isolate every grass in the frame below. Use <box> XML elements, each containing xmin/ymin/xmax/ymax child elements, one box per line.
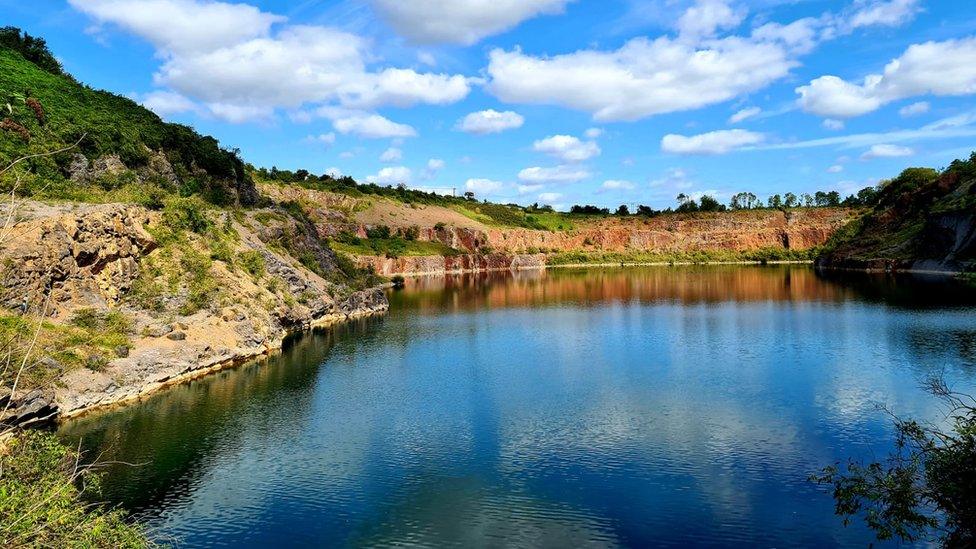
<box><xmin>0</xmin><ymin>308</ymin><xmax>132</xmax><ymax>390</ymax></box>
<box><xmin>331</xmin><ymin>237</ymin><xmax>461</xmax><ymax>258</ymax></box>
<box><xmin>0</xmin><ymin>45</ymin><xmax>251</xmax><ymax>206</ymax></box>
<box><xmin>0</xmin><ymin>430</ymin><xmax>151</xmax><ymax>548</ymax></box>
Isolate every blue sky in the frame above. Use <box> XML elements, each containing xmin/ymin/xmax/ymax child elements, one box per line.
<box><xmin>4</xmin><ymin>0</ymin><xmax>976</xmax><ymax>210</ymax></box>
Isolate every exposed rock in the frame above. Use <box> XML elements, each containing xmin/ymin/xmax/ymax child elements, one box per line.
<box><xmin>0</xmin><ymin>388</ymin><xmax>57</xmax><ymax>428</ymax></box>
<box><xmin>66</xmin><ymin>153</ymin><xmax>90</xmax><ymax>183</ymax></box>
<box><xmin>0</xmin><ymin>204</ymin><xmax>156</xmax><ymax>315</ymax></box>
<box><xmin>90</xmin><ymin>154</ymin><xmax>127</xmax><ymax>180</ymax></box>
<box><xmin>145</xmin><ymin>324</ymin><xmax>173</xmax><ymax>338</ymax></box>
<box><xmin>167</xmin><ymin>331</ymin><xmax>187</xmax><ymax>341</ymax></box>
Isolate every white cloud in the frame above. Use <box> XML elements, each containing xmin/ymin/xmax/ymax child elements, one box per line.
<box><xmin>823</xmin><ymin>119</ymin><xmax>845</xmax><ymax>131</ymax></box>
<box><xmin>518</xmin><ymin>184</ymin><xmax>544</xmax><ymax>195</ymax></box>
<box><xmin>456</xmin><ymin>109</ymin><xmax>525</xmax><ymax>134</ymax></box>
<box><xmin>847</xmin><ymin>0</ymin><xmax>921</xmax><ymax>31</ymax></box>
<box><xmin>71</xmin><ymin>1</ymin><xmax>472</xmax><ymax>123</ymax></box>
<box><xmin>676</xmin><ymin>0</ymin><xmax>745</xmax><ymax>42</ymax></box>
<box><xmin>584</xmin><ymin>128</ymin><xmax>604</xmax><ymax>139</ymax></box>
<box><xmin>729</xmin><ymin>106</ymin><xmax>761</xmax><ymax>124</ymax></box>
<box><xmin>139</xmin><ymin>90</ymin><xmax>197</xmax><ymax>116</ymax></box>
<box><xmin>306</xmin><ymin>132</ymin><xmax>336</xmax><ymax>148</ymax></box>
<box><xmin>861</xmin><ymin>143</ymin><xmax>914</xmax><ymax>159</ymax></box>
<box><xmin>465</xmin><ymin>178</ymin><xmax>505</xmax><ymax>194</ymax></box>
<box><xmin>367</xmin><ymin>166</ymin><xmax>412</xmax><ymax>185</ymax></box>
<box><xmin>532</xmin><ymin>134</ymin><xmax>601</xmax><ymax>162</ymax></box>
<box><xmin>68</xmin><ymin>0</ymin><xmax>283</xmax><ymax>54</ymax></box>
<box><xmin>324</xmin><ymin>167</ymin><xmax>343</xmax><ymax>177</ymax></box>
<box><xmin>756</xmin><ymin>113</ymin><xmax>976</xmax><ymax>151</ymax></box>
<box><xmin>487</xmin><ymin>35</ymin><xmax>797</xmax><ymax>122</ymax></box>
<box><xmin>600</xmin><ymin>180</ymin><xmax>635</xmax><ymax>191</ymax></box>
<box><xmin>332</xmin><ymin>113</ymin><xmax>417</xmax><ymax>139</ymax></box>
<box><xmin>380</xmin><ymin>147</ymin><xmax>403</xmax><ymax>162</ymax></box>
<box><xmin>518</xmin><ymin>165</ymin><xmax>591</xmax><ymax>183</ymax></box>
<box><xmin>650</xmin><ymin>168</ymin><xmax>694</xmax><ymax>189</ymax></box>
<box><xmin>899</xmin><ymin>101</ymin><xmax>930</xmax><ymax>117</ymax></box>
<box><xmin>421</xmin><ymin>158</ymin><xmax>445</xmax><ymax>180</ymax></box>
<box><xmin>796</xmin><ymin>37</ymin><xmax>976</xmax><ymax>118</ymax></box>
<box><xmin>371</xmin><ymin>0</ymin><xmax>573</xmax><ymax>45</ymax></box>
<box><xmin>661</xmin><ymin>129</ymin><xmax>764</xmax><ymax>155</ymax></box>
<box><xmin>538</xmin><ymin>192</ymin><xmax>563</xmax><ymax>202</ymax></box>
<box><xmin>827</xmin><ymin>164</ymin><xmax>844</xmax><ymax>173</ymax></box>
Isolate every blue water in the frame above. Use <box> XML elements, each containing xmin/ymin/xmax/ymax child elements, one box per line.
<box><xmin>60</xmin><ymin>266</ymin><xmax>976</xmax><ymax>547</ymax></box>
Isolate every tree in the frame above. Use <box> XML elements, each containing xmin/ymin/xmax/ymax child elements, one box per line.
<box><xmin>826</xmin><ymin>191</ymin><xmax>841</xmax><ymax>206</ymax></box>
<box><xmin>730</xmin><ymin>192</ymin><xmax>759</xmax><ymax>210</ymax></box>
<box><xmin>856</xmin><ymin>186</ymin><xmax>879</xmax><ymax>206</ymax></box>
<box><xmin>615</xmin><ymin>204</ymin><xmax>630</xmax><ymax>216</ymax></box>
<box><xmin>0</xmin><ymin>27</ymin><xmax>65</xmax><ymax>76</ymax></box>
<box><xmin>784</xmin><ymin>192</ymin><xmax>798</xmax><ymax>208</ymax></box>
<box><xmin>814</xmin><ymin>191</ymin><xmax>829</xmax><ymax>207</ymax></box>
<box><xmin>636</xmin><ymin>205</ymin><xmax>657</xmax><ymax>217</ymax></box>
<box><xmin>699</xmin><ymin>195</ymin><xmax>723</xmax><ymax>212</ymax></box>
<box><xmin>801</xmin><ymin>193</ymin><xmax>814</xmax><ymax>207</ymax></box>
<box><xmin>814</xmin><ymin>377</ymin><xmax>976</xmax><ymax>547</ymax></box>
<box><xmin>768</xmin><ymin>194</ymin><xmax>783</xmax><ymax>209</ymax></box>
<box><xmin>463</xmin><ymin>191</ymin><xmax>475</xmax><ymax>200</ymax></box>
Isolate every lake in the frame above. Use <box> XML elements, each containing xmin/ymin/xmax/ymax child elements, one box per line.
<box><xmin>60</xmin><ymin>266</ymin><xmax>976</xmax><ymax>547</ymax></box>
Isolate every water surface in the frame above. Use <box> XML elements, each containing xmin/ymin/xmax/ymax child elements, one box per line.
<box><xmin>61</xmin><ymin>266</ymin><xmax>976</xmax><ymax>547</ymax></box>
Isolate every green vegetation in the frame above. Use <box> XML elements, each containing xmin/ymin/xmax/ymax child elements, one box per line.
<box><xmin>818</xmin><ymin>152</ymin><xmax>976</xmax><ymax>270</ymax></box>
<box><xmin>0</xmin><ymin>308</ymin><xmax>132</xmax><ymax>390</ymax></box>
<box><xmin>0</xmin><ymin>430</ymin><xmax>151</xmax><ymax>548</ymax></box>
<box><xmin>331</xmin><ymin>230</ymin><xmax>461</xmax><ymax>259</ymax></box>
<box><xmin>814</xmin><ymin>377</ymin><xmax>975</xmax><ymax>547</ymax></box>
<box><xmin>0</xmin><ymin>29</ymin><xmax>254</xmax><ymax>207</ymax></box>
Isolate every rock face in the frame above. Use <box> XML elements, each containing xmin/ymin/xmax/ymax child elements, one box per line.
<box><xmin>0</xmin><ymin>200</ymin><xmax>389</xmax><ymax>420</ymax></box>
<box><xmin>817</xmin><ymin>167</ymin><xmax>976</xmax><ymax>273</ymax></box>
<box><xmin>0</xmin><ymin>204</ymin><xmax>155</xmax><ymax>316</ymax></box>
<box><xmin>359</xmin><ymin>254</ymin><xmax>546</xmax><ymax>276</ymax></box>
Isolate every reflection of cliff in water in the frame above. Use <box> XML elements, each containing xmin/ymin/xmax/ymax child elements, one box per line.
<box><xmin>59</xmin><ymin>317</ymin><xmax>382</xmax><ymax>516</ymax></box>
<box><xmin>392</xmin><ymin>266</ymin><xmax>976</xmax><ymax>314</ymax></box>
<box><xmin>392</xmin><ymin>266</ymin><xmax>858</xmax><ymax>313</ymax></box>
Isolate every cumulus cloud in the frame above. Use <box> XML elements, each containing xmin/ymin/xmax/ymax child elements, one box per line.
<box><xmin>306</xmin><ymin>132</ymin><xmax>336</xmax><ymax>148</ymax></box>
<box><xmin>371</xmin><ymin>0</ymin><xmax>572</xmax><ymax>45</ymax></box>
<box><xmin>846</xmin><ymin>0</ymin><xmax>921</xmax><ymax>31</ymax></box>
<box><xmin>518</xmin><ymin>184</ymin><xmax>544</xmax><ymax>195</ymax></box>
<box><xmin>487</xmin><ymin>35</ymin><xmax>796</xmax><ymax>122</ymax></box>
<box><xmin>367</xmin><ymin>166</ymin><xmax>412</xmax><ymax>185</ymax></box>
<box><xmin>676</xmin><ymin>0</ymin><xmax>745</xmax><ymax>42</ymax></box>
<box><xmin>584</xmin><ymin>128</ymin><xmax>603</xmax><ymax>139</ymax></box>
<box><xmin>70</xmin><ymin>0</ymin><xmax>472</xmax><ymax>123</ymax></box>
<box><xmin>599</xmin><ymin>180</ymin><xmax>635</xmax><ymax>192</ymax></box>
<box><xmin>331</xmin><ymin>113</ymin><xmax>417</xmax><ymax>139</ymax></box>
<box><xmin>899</xmin><ymin>101</ymin><xmax>930</xmax><ymax>117</ymax></box>
<box><xmin>729</xmin><ymin>107</ymin><xmax>761</xmax><ymax>124</ymax></box>
<box><xmin>380</xmin><ymin>147</ymin><xmax>403</xmax><ymax>162</ymax></box>
<box><xmin>661</xmin><ymin>129</ymin><xmax>764</xmax><ymax>155</ymax></box>
<box><xmin>465</xmin><ymin>178</ymin><xmax>505</xmax><ymax>194</ymax></box>
<box><xmin>796</xmin><ymin>37</ymin><xmax>976</xmax><ymax>118</ymax></box>
<box><xmin>861</xmin><ymin>143</ymin><xmax>914</xmax><ymax>159</ymax></box>
<box><xmin>532</xmin><ymin>135</ymin><xmax>601</xmax><ymax>162</ymax></box>
<box><xmin>456</xmin><ymin>109</ymin><xmax>525</xmax><ymax>134</ymax></box>
<box><xmin>421</xmin><ymin>158</ymin><xmax>445</xmax><ymax>180</ymax></box>
<box><xmin>538</xmin><ymin>192</ymin><xmax>563</xmax><ymax>202</ymax></box>
<box><xmin>518</xmin><ymin>165</ymin><xmax>591</xmax><ymax>183</ymax></box>
<box><xmin>69</xmin><ymin>0</ymin><xmax>282</xmax><ymax>54</ymax></box>
<box><xmin>827</xmin><ymin>164</ymin><xmax>844</xmax><ymax>173</ymax></box>
<box><xmin>138</xmin><ymin>90</ymin><xmax>197</xmax><ymax>116</ymax></box>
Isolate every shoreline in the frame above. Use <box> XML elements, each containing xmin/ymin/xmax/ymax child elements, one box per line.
<box><xmin>381</xmin><ymin>258</ymin><xmax>818</xmax><ymax>278</ymax></box>
<box><xmin>56</xmin><ymin>291</ymin><xmax>390</xmax><ymax>424</ymax></box>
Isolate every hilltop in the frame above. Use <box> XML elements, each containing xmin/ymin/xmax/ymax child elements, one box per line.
<box><xmin>817</xmin><ymin>155</ymin><xmax>976</xmax><ymax>274</ymax></box>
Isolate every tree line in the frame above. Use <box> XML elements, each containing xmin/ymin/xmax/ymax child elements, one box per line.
<box><xmin>570</xmin><ymin>185</ymin><xmax>879</xmax><ymax>217</ymax></box>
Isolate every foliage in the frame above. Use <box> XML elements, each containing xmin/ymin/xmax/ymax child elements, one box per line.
<box><xmin>546</xmin><ymin>247</ymin><xmax>819</xmax><ymax>266</ymax></box>
<box><xmin>0</xmin><ymin>430</ymin><xmax>151</xmax><ymax>548</ymax></box>
<box><xmin>331</xmin><ymin>232</ymin><xmax>461</xmax><ymax>259</ymax></box>
<box><xmin>0</xmin><ymin>32</ymin><xmax>253</xmax><ymax>207</ymax></box>
<box><xmin>239</xmin><ymin>251</ymin><xmax>266</xmax><ymax>280</ymax></box>
<box><xmin>813</xmin><ymin>377</ymin><xmax>976</xmax><ymax>546</ymax></box>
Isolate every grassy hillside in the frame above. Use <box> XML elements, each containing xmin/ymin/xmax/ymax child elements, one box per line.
<box><xmin>0</xmin><ymin>28</ymin><xmax>255</xmax><ymax>206</ymax></box>
<box><xmin>818</xmin><ymin>153</ymin><xmax>976</xmax><ymax>272</ymax></box>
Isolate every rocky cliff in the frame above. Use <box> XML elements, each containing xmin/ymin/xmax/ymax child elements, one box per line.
<box><xmin>816</xmin><ymin>159</ymin><xmax>976</xmax><ymax>274</ymax></box>
<box><xmin>0</xmin><ymin>200</ymin><xmax>388</xmax><ymax>423</ymax></box>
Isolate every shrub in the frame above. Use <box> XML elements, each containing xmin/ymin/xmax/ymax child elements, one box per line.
<box><xmin>161</xmin><ymin>196</ymin><xmax>211</xmax><ymax>234</ymax></box>
<box><xmin>0</xmin><ymin>431</ymin><xmax>150</xmax><ymax>547</ymax></box>
<box><xmin>239</xmin><ymin>250</ymin><xmax>266</xmax><ymax>279</ymax></box>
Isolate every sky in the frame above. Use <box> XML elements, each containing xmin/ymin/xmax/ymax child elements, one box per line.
<box><xmin>4</xmin><ymin>0</ymin><xmax>976</xmax><ymax>210</ymax></box>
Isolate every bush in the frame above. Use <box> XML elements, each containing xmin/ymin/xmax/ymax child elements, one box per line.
<box><xmin>0</xmin><ymin>431</ymin><xmax>150</xmax><ymax>547</ymax></box>
<box><xmin>161</xmin><ymin>196</ymin><xmax>211</xmax><ymax>235</ymax></box>
<box><xmin>239</xmin><ymin>251</ymin><xmax>266</xmax><ymax>279</ymax></box>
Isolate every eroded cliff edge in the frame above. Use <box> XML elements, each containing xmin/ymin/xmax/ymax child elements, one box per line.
<box><xmin>0</xmin><ymin>200</ymin><xmax>388</xmax><ymax>423</ymax></box>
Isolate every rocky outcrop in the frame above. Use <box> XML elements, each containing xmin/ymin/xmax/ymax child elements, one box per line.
<box><xmin>0</xmin><ymin>200</ymin><xmax>389</xmax><ymax>421</ymax></box>
<box><xmin>0</xmin><ymin>203</ymin><xmax>156</xmax><ymax>316</ymax></box>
